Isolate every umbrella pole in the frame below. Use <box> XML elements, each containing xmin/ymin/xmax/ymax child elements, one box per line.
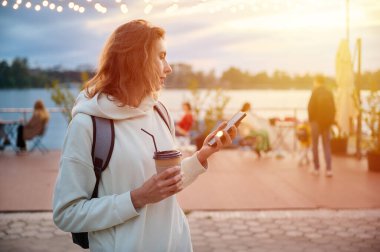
<box><xmin>356</xmin><ymin>38</ymin><xmax>362</xmax><ymax>159</ymax></box>
<box><xmin>346</xmin><ymin>0</ymin><xmax>350</xmax><ymax>44</ymax></box>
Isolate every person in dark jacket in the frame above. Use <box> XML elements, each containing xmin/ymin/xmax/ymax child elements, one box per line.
<box><xmin>307</xmin><ymin>75</ymin><xmax>336</xmax><ymax>177</ymax></box>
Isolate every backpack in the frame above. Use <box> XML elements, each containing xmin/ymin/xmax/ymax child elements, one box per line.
<box><xmin>71</xmin><ymin>102</ymin><xmax>171</xmax><ymax>249</ymax></box>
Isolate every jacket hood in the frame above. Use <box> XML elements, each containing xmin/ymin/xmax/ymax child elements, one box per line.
<box><xmin>72</xmin><ymin>91</ymin><xmax>157</xmax><ymax>120</ymax></box>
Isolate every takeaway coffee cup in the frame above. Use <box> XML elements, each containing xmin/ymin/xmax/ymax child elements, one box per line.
<box><xmin>153</xmin><ymin>150</ymin><xmax>182</xmax><ymax>174</ymax></box>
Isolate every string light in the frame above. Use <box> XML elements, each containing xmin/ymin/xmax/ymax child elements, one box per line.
<box><xmin>94</xmin><ymin>3</ymin><xmax>106</xmax><ymax>13</ymax></box>
<box><xmin>120</xmin><ymin>3</ymin><xmax>128</xmax><ymax>14</ymax></box>
<box><xmin>0</xmin><ymin>0</ymin><xmax>323</xmax><ymax>17</ymax></box>
<box><xmin>144</xmin><ymin>4</ymin><xmax>153</xmax><ymax>14</ymax></box>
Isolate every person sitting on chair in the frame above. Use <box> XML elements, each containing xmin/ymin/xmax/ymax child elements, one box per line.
<box><xmin>239</xmin><ymin>102</ymin><xmax>271</xmax><ymax>158</ymax></box>
<box><xmin>175</xmin><ymin>102</ymin><xmax>193</xmax><ymax>137</ymax></box>
<box><xmin>16</xmin><ymin>100</ymin><xmax>50</xmax><ymax>151</ymax></box>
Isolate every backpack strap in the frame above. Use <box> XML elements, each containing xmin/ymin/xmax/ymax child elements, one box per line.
<box><xmin>154</xmin><ymin>101</ymin><xmax>172</xmax><ymax>135</ymax></box>
<box><xmin>90</xmin><ymin>116</ymin><xmax>115</xmax><ymax>198</ymax></box>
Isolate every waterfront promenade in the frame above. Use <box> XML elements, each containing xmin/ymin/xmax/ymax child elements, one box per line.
<box><xmin>0</xmin><ymin>149</ymin><xmax>379</xmax><ymax>251</ymax></box>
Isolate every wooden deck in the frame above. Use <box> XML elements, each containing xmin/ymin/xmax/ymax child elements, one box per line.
<box><xmin>0</xmin><ymin>149</ymin><xmax>379</xmax><ymax>212</ymax></box>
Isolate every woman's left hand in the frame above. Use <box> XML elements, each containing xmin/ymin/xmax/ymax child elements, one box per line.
<box><xmin>196</xmin><ymin>121</ymin><xmax>238</xmax><ymax>165</ymax></box>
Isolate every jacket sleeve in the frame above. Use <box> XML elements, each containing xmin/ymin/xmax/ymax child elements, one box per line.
<box><xmin>52</xmin><ymin>114</ymin><xmax>139</xmax><ymax>233</ymax></box>
<box><xmin>181</xmin><ymin>152</ymin><xmax>207</xmax><ymax>188</ymax></box>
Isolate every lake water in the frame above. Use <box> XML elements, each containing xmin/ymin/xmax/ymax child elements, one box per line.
<box><xmin>0</xmin><ymin>88</ymin><xmax>368</xmax><ymax>150</ymax></box>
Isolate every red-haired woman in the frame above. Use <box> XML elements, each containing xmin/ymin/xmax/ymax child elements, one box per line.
<box><xmin>53</xmin><ymin>20</ymin><xmax>237</xmax><ymax>251</ymax></box>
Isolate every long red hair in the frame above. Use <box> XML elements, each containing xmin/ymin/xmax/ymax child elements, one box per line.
<box><xmin>84</xmin><ymin>19</ymin><xmax>165</xmax><ymax>106</ymax></box>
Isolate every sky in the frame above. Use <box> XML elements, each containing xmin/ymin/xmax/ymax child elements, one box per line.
<box><xmin>1</xmin><ymin>0</ymin><xmax>380</xmax><ymax>77</ymax></box>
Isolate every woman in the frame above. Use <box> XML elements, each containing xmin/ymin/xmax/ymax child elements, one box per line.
<box><xmin>175</xmin><ymin>102</ymin><xmax>194</xmax><ymax>136</ymax></box>
<box><xmin>16</xmin><ymin>99</ymin><xmax>49</xmax><ymax>151</ymax></box>
<box><xmin>52</xmin><ymin>19</ymin><xmax>237</xmax><ymax>251</ymax></box>
<box><xmin>239</xmin><ymin>102</ymin><xmax>271</xmax><ymax>157</ymax></box>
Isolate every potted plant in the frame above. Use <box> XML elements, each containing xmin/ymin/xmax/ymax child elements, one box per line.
<box><xmin>331</xmin><ymin>124</ymin><xmax>348</xmax><ymax>154</ymax></box>
<box><xmin>364</xmin><ymin>90</ymin><xmax>380</xmax><ymax>172</ymax></box>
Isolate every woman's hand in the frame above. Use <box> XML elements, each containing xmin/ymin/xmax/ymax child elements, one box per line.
<box><xmin>197</xmin><ymin>121</ymin><xmax>238</xmax><ymax>165</ymax></box>
<box><xmin>130</xmin><ymin>166</ymin><xmax>183</xmax><ymax>209</ymax></box>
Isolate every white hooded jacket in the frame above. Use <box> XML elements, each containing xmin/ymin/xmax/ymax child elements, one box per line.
<box><xmin>52</xmin><ymin>91</ymin><xmax>207</xmax><ymax>252</ymax></box>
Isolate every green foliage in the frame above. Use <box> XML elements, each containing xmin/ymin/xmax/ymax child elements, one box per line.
<box><xmin>49</xmin><ymin>80</ymin><xmax>77</xmax><ymax>123</ymax></box>
<box><xmin>0</xmin><ymin>57</ymin><xmax>94</xmax><ymax>89</ymax></box>
<box><xmin>0</xmin><ymin>58</ymin><xmax>46</xmax><ymax>88</ymax></box>
<box><xmin>187</xmin><ymin>78</ymin><xmax>230</xmax><ymax>136</ymax></box>
<box><xmin>49</xmin><ymin>70</ymin><xmax>88</xmax><ymax>123</ymax></box>
<box><xmin>363</xmin><ymin>90</ymin><xmax>380</xmax><ymax>152</ymax></box>
<box><xmin>2</xmin><ymin>57</ymin><xmax>380</xmax><ymax>90</ymax></box>
<box><xmin>203</xmin><ymin>88</ymin><xmax>231</xmax><ymax>135</ymax></box>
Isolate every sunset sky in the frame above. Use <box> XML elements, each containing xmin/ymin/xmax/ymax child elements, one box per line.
<box><xmin>1</xmin><ymin>0</ymin><xmax>379</xmax><ymax>76</ymax></box>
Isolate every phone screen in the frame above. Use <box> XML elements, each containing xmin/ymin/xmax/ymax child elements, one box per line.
<box><xmin>207</xmin><ymin>111</ymin><xmax>246</xmax><ymax>147</ymax></box>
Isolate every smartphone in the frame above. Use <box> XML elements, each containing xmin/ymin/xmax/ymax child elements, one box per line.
<box><xmin>207</xmin><ymin>111</ymin><xmax>247</xmax><ymax>147</ymax></box>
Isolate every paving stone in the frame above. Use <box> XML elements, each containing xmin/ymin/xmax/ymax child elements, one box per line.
<box><xmin>218</xmin><ymin>228</ymin><xmax>233</xmax><ymax>234</ymax></box>
<box><xmin>253</xmin><ymin>233</ymin><xmax>271</xmax><ymax>239</ymax></box>
<box><xmin>232</xmin><ymin>224</ymin><xmax>248</xmax><ymax>230</ymax></box>
<box><xmin>245</xmin><ymin>220</ymin><xmax>260</xmax><ymax>227</ymax></box>
<box><xmin>6</xmin><ymin>228</ymin><xmax>23</xmax><ymax>235</ymax></box>
<box><xmin>280</xmin><ymin>224</ymin><xmax>298</xmax><ymax>231</ymax></box>
<box><xmin>5</xmin><ymin>234</ymin><xmax>20</xmax><ymax>239</ymax></box>
<box><xmin>203</xmin><ymin>231</ymin><xmax>219</xmax><ymax>237</ymax></box>
<box><xmin>266</xmin><ymin>228</ymin><xmax>285</xmax><ymax>236</ymax></box>
<box><xmin>9</xmin><ymin>221</ymin><xmax>26</xmax><ymax>229</ymax></box>
<box><xmin>228</xmin><ymin>244</ymin><xmax>249</xmax><ymax>251</ymax></box>
<box><xmin>0</xmin><ymin>231</ymin><xmax>6</xmax><ymax>239</ymax></box>
<box><xmin>285</xmin><ymin>231</ymin><xmax>303</xmax><ymax>237</ymax></box>
<box><xmin>221</xmin><ymin>234</ymin><xmax>238</xmax><ymax>240</ymax></box>
<box><xmin>235</xmin><ymin>230</ymin><xmax>251</xmax><ymax>236</ymax></box>
<box><xmin>36</xmin><ymin>232</ymin><xmax>54</xmax><ymax>239</ymax></box>
<box><xmin>355</xmin><ymin>233</ymin><xmax>375</xmax><ymax>239</ymax></box>
<box><xmin>298</xmin><ymin>226</ymin><xmax>317</xmax><ymax>233</ymax></box>
<box><xmin>20</xmin><ymin>230</ymin><xmax>38</xmax><ymax>237</ymax></box>
<box><xmin>248</xmin><ymin>226</ymin><xmax>267</xmax><ymax>233</ymax></box>
<box><xmin>305</xmin><ymin>233</ymin><xmax>323</xmax><ymax>239</ymax></box>
<box><xmin>38</xmin><ymin>226</ymin><xmax>57</xmax><ymax>232</ymax></box>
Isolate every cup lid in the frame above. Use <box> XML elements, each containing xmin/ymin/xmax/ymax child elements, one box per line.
<box><xmin>153</xmin><ymin>150</ymin><xmax>182</xmax><ymax>160</ymax></box>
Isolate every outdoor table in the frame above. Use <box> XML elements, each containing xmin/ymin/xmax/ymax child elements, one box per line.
<box><xmin>271</xmin><ymin>120</ymin><xmax>296</xmax><ymax>152</ymax></box>
<box><xmin>0</xmin><ymin>119</ymin><xmax>21</xmax><ymax>152</ymax></box>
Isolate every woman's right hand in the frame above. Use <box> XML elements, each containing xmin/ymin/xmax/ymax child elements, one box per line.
<box><xmin>130</xmin><ymin>166</ymin><xmax>183</xmax><ymax>209</ymax></box>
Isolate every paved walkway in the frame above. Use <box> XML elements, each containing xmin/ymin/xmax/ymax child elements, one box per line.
<box><xmin>1</xmin><ymin>149</ymin><xmax>380</xmax><ymax>251</ymax></box>
<box><xmin>0</xmin><ymin>210</ymin><xmax>379</xmax><ymax>252</ymax></box>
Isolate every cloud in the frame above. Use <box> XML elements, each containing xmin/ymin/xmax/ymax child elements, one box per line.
<box><xmin>0</xmin><ymin>0</ymin><xmax>379</xmax><ymax>75</ymax></box>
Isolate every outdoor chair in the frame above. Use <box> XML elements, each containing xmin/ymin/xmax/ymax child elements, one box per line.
<box><xmin>29</xmin><ymin>126</ymin><xmax>49</xmax><ymax>154</ymax></box>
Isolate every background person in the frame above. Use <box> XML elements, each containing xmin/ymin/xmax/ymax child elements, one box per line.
<box><xmin>175</xmin><ymin>102</ymin><xmax>194</xmax><ymax>136</ymax></box>
<box><xmin>16</xmin><ymin>99</ymin><xmax>49</xmax><ymax>151</ymax></box>
<box><xmin>239</xmin><ymin>102</ymin><xmax>271</xmax><ymax>158</ymax></box>
<box><xmin>52</xmin><ymin>19</ymin><xmax>237</xmax><ymax>252</ymax></box>
<box><xmin>307</xmin><ymin>75</ymin><xmax>336</xmax><ymax>176</ymax></box>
